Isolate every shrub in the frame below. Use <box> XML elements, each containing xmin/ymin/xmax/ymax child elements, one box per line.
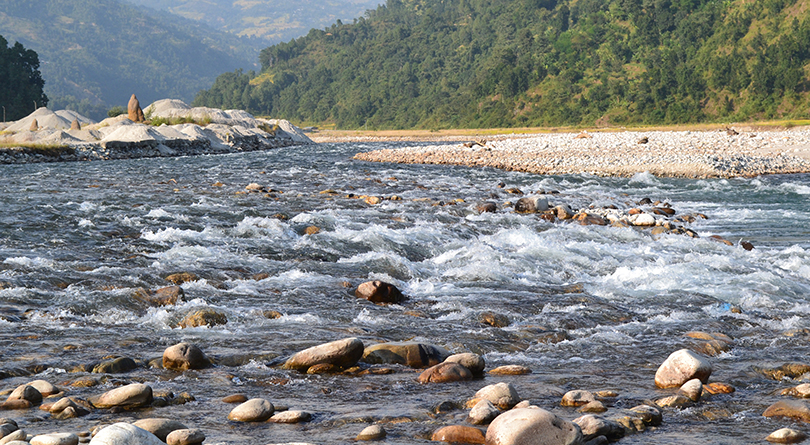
<box><xmin>107</xmin><ymin>106</ymin><xmax>125</xmax><ymax>117</ymax></box>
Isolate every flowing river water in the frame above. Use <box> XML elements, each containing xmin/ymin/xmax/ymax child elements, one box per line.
<box><xmin>1</xmin><ymin>142</ymin><xmax>810</xmax><ymax>444</ymax></box>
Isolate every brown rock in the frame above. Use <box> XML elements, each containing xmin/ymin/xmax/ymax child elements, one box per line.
<box><xmin>304</xmin><ymin>226</ymin><xmax>320</xmax><ymax>235</ymax></box>
<box><xmin>269</xmin><ymin>410</ymin><xmax>312</xmax><ymax>423</ymax></box>
<box><xmin>418</xmin><ymin>362</ymin><xmax>473</xmax><ymax>383</ymax></box>
<box><xmin>165</xmin><ymin>273</ymin><xmax>197</xmax><ymax>285</ymax></box>
<box><xmin>474</xmin><ymin>382</ymin><xmax>520</xmax><ymax>409</ymax></box>
<box><xmin>8</xmin><ymin>384</ymin><xmax>42</xmax><ymax>405</ymax></box>
<box><xmin>678</xmin><ymin>378</ymin><xmax>704</xmax><ymax>402</ymax></box>
<box><xmin>561</xmin><ymin>390</ymin><xmax>595</xmax><ymax>407</ymax></box>
<box><xmin>356</xmin><ymin>425</ymin><xmax>386</xmax><ymax>441</ymax></box>
<box><xmin>128</xmin><ymin>94</ymin><xmax>145</xmax><ymax>122</ymax></box>
<box><xmin>444</xmin><ymin>352</ymin><xmax>485</xmax><ymax>376</ymax></box>
<box><xmin>431</xmin><ymin>425</ymin><xmax>485</xmax><ymax>444</ymax></box>
<box><xmin>163</xmin><ymin>342</ymin><xmax>211</xmax><ymax>371</ymax></box>
<box><xmin>355</xmin><ymin>280</ymin><xmax>404</xmax><ymax>304</ymax></box>
<box><xmin>0</xmin><ymin>399</ymin><xmax>32</xmax><ymax>410</ymax></box>
<box><xmin>134</xmin><ymin>286</ymin><xmax>184</xmax><ymax>307</ymax></box>
<box><xmin>30</xmin><ymin>119</ymin><xmax>38</xmax><ymax>131</ymax></box>
<box><xmin>92</xmin><ymin>357</ymin><xmax>137</xmax><ymax>374</ymax></box>
<box><xmin>764</xmin><ymin>400</ymin><xmax>810</xmax><ymax>422</ymax></box>
<box><xmin>578</xmin><ymin>400</ymin><xmax>606</xmax><ymax>413</ymax></box>
<box><xmin>703</xmin><ymin>382</ymin><xmax>735</xmax><ymax>395</ymax></box>
<box><xmin>479</xmin><ymin>311</ymin><xmax>510</xmax><ymax>327</ymax></box>
<box><xmin>362</xmin><ymin>342</ymin><xmax>449</xmax><ymax>368</ymax></box>
<box><xmin>573</xmin><ymin>414</ymin><xmax>625</xmax><ymax>442</ymax></box>
<box><xmin>283</xmin><ymin>337</ymin><xmax>364</xmax><ymax>372</ymax></box>
<box><xmin>476</xmin><ymin>202</ymin><xmax>497</xmax><ymax>213</ymax></box>
<box><xmin>176</xmin><ymin>308</ymin><xmax>227</xmax><ymax>328</ymax></box>
<box><xmin>228</xmin><ymin>398</ymin><xmax>274</xmax><ymax>422</ymax></box>
<box><xmin>70</xmin><ymin>119</ymin><xmax>81</xmax><ymax>130</ymax></box>
<box><xmin>222</xmin><ymin>394</ymin><xmax>248</xmax><ymax>404</ymax></box>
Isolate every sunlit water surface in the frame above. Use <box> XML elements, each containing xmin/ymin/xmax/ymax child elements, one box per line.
<box><xmin>1</xmin><ymin>142</ymin><xmax>810</xmax><ymax>444</ymax></box>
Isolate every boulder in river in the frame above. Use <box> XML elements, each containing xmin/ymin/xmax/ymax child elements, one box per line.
<box><xmin>283</xmin><ymin>337</ymin><xmax>364</xmax><ymax>372</ymax></box>
<box><xmin>227</xmin><ymin>398</ymin><xmax>274</xmax><ymax>422</ymax></box>
<box><xmin>362</xmin><ymin>342</ymin><xmax>449</xmax><ymax>368</ymax></box>
<box><xmin>163</xmin><ymin>342</ymin><xmax>211</xmax><ymax>371</ymax></box>
<box><xmin>474</xmin><ymin>382</ymin><xmax>520</xmax><ymax>409</ymax></box>
<box><xmin>355</xmin><ymin>280</ymin><xmax>405</xmax><ymax>304</ymax></box>
<box><xmin>89</xmin><ymin>422</ymin><xmax>163</xmax><ymax>445</ymax></box>
<box><xmin>89</xmin><ymin>383</ymin><xmax>153</xmax><ymax>409</ymax></box>
<box><xmin>655</xmin><ymin>349</ymin><xmax>712</xmax><ymax>388</ymax></box>
<box><xmin>486</xmin><ymin>407</ymin><xmax>583</xmax><ymax>445</ymax></box>
<box><xmin>763</xmin><ymin>400</ymin><xmax>810</xmax><ymax>423</ymax></box>
<box><xmin>431</xmin><ymin>425</ymin><xmax>486</xmax><ymax>444</ymax></box>
<box><xmin>132</xmin><ymin>419</ymin><xmax>188</xmax><ymax>442</ymax></box>
<box><xmin>418</xmin><ymin>362</ymin><xmax>473</xmax><ymax>383</ymax></box>
<box><xmin>444</xmin><ymin>352</ymin><xmax>485</xmax><ymax>376</ymax></box>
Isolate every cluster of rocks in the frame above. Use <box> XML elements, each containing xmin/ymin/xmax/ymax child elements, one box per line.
<box><xmin>0</xmin><ymin>99</ymin><xmax>312</xmax><ymax>164</ymax></box>
<box><xmin>353</xmin><ymin>129</ymin><xmax>810</xmax><ymax>178</ymax></box>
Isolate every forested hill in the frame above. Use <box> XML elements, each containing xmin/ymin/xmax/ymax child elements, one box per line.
<box><xmin>195</xmin><ymin>0</ymin><xmax>810</xmax><ymax>129</ymax></box>
<box><xmin>0</xmin><ymin>0</ymin><xmax>260</xmax><ymax>120</ymax></box>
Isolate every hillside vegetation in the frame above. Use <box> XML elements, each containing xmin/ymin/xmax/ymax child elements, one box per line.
<box><xmin>0</xmin><ymin>0</ymin><xmax>259</xmax><ymax>120</ymax></box>
<box><xmin>195</xmin><ymin>0</ymin><xmax>810</xmax><ymax>129</ymax></box>
<box><xmin>124</xmin><ymin>0</ymin><xmax>383</xmax><ymax>45</ymax></box>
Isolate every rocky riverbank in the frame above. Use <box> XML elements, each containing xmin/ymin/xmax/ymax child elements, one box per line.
<box><xmin>0</xmin><ymin>100</ymin><xmax>312</xmax><ymax>164</ymax></box>
<box><xmin>353</xmin><ymin>128</ymin><xmax>810</xmax><ymax>178</ymax></box>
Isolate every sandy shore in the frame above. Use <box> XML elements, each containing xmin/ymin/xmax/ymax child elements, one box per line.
<box><xmin>349</xmin><ymin>128</ymin><xmax>810</xmax><ymax>178</ymax></box>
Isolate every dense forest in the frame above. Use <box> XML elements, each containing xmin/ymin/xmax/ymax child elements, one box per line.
<box><xmin>195</xmin><ymin>0</ymin><xmax>810</xmax><ymax>128</ymax></box>
<box><xmin>0</xmin><ymin>0</ymin><xmax>259</xmax><ymax>120</ymax></box>
<box><xmin>0</xmin><ymin>35</ymin><xmax>48</xmax><ymax>121</ymax></box>
<box><xmin>124</xmin><ymin>0</ymin><xmax>383</xmax><ymax>45</ymax></box>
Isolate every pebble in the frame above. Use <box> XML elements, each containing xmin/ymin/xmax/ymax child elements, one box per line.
<box><xmin>356</xmin><ymin>425</ymin><xmax>386</xmax><ymax>441</ymax></box>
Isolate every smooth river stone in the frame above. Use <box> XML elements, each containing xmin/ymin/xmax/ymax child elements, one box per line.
<box><xmin>431</xmin><ymin>425</ymin><xmax>486</xmax><ymax>444</ymax></box>
<box><xmin>28</xmin><ymin>380</ymin><xmax>59</xmax><ymax>396</ymax></box>
<box><xmin>561</xmin><ymin>390</ymin><xmax>595</xmax><ymax>407</ymax></box>
<box><xmin>90</xmin><ymin>383</ymin><xmax>153</xmax><ymax>408</ymax></box>
<box><xmin>162</xmin><ymin>342</ymin><xmax>211</xmax><ymax>371</ymax></box>
<box><xmin>362</xmin><ymin>342</ymin><xmax>449</xmax><ymax>368</ymax></box>
<box><xmin>767</xmin><ymin>428</ymin><xmax>808</xmax><ymax>444</ymax></box>
<box><xmin>572</xmin><ymin>414</ymin><xmax>625</xmax><ymax>442</ymax></box>
<box><xmin>89</xmin><ymin>423</ymin><xmax>164</xmax><ymax>445</ymax></box>
<box><xmin>283</xmin><ymin>337</ymin><xmax>364</xmax><ymax>372</ymax></box>
<box><xmin>132</xmin><ymin>419</ymin><xmax>188</xmax><ymax>441</ymax></box>
<box><xmin>227</xmin><ymin>398</ymin><xmax>274</xmax><ymax>422</ymax></box>
<box><xmin>654</xmin><ymin>349</ymin><xmax>712</xmax><ymax>388</ymax></box>
<box><xmin>166</xmin><ymin>429</ymin><xmax>205</xmax><ymax>445</ymax></box>
<box><xmin>30</xmin><ymin>433</ymin><xmax>79</xmax><ymax>445</ymax></box>
<box><xmin>356</xmin><ymin>425</ymin><xmax>386</xmax><ymax>441</ymax></box>
<box><xmin>763</xmin><ymin>400</ymin><xmax>810</xmax><ymax>423</ymax></box>
<box><xmin>444</xmin><ymin>353</ymin><xmax>485</xmax><ymax>375</ymax></box>
<box><xmin>0</xmin><ymin>430</ymin><xmax>27</xmax><ymax>444</ymax></box>
<box><xmin>269</xmin><ymin>410</ymin><xmax>312</xmax><ymax>423</ymax></box>
<box><xmin>418</xmin><ymin>362</ymin><xmax>473</xmax><ymax>383</ymax></box>
<box><xmin>488</xmin><ymin>365</ymin><xmax>531</xmax><ymax>375</ymax></box>
<box><xmin>467</xmin><ymin>399</ymin><xmax>499</xmax><ymax>425</ymax></box>
<box><xmin>8</xmin><ymin>384</ymin><xmax>42</xmax><ymax>405</ymax></box>
<box><xmin>474</xmin><ymin>382</ymin><xmax>520</xmax><ymax>409</ymax></box>
<box><xmin>486</xmin><ymin>408</ymin><xmax>583</xmax><ymax>445</ymax></box>
<box><xmin>355</xmin><ymin>280</ymin><xmax>404</xmax><ymax>304</ymax></box>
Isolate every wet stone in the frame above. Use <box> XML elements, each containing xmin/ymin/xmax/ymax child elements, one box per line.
<box><xmin>578</xmin><ymin>401</ymin><xmax>607</xmax><ymax>413</ymax></box>
<box><xmin>269</xmin><ymin>410</ymin><xmax>312</xmax><ymax>423</ymax></box>
<box><xmin>228</xmin><ymin>398</ymin><xmax>274</xmax><ymax>422</ymax></box>
<box><xmin>431</xmin><ymin>425</ymin><xmax>486</xmax><ymax>444</ymax></box>
<box><xmin>89</xmin><ymin>422</ymin><xmax>163</xmax><ymax>445</ymax></box>
<box><xmin>444</xmin><ymin>353</ymin><xmax>485</xmax><ymax>376</ymax></box>
<box><xmin>678</xmin><ymin>378</ymin><xmax>704</xmax><ymax>402</ymax></box>
<box><xmin>355</xmin><ymin>280</ymin><xmax>405</xmax><ymax>304</ymax></box>
<box><xmin>486</xmin><ymin>407</ymin><xmax>582</xmax><ymax>445</ymax></box>
<box><xmin>655</xmin><ymin>349</ymin><xmax>712</xmax><ymax>388</ymax></box>
<box><xmin>163</xmin><ymin>342</ymin><xmax>211</xmax><ymax>371</ymax></box>
<box><xmin>763</xmin><ymin>400</ymin><xmax>810</xmax><ymax>423</ymax></box>
<box><xmin>222</xmin><ymin>394</ymin><xmax>248</xmax><ymax>403</ymax></box>
<box><xmin>175</xmin><ymin>308</ymin><xmax>228</xmax><ymax>328</ymax></box>
<box><xmin>132</xmin><ymin>418</ymin><xmax>188</xmax><ymax>442</ymax></box>
<box><xmin>165</xmin><ymin>272</ymin><xmax>197</xmax><ymax>285</ymax></box>
<box><xmin>474</xmin><ymin>382</ymin><xmax>520</xmax><ymax>409</ymax></box>
<box><xmin>9</xmin><ymin>384</ymin><xmax>42</xmax><ymax>405</ymax></box>
<box><xmin>89</xmin><ymin>383</ymin><xmax>153</xmax><ymax>409</ymax></box>
<box><xmin>283</xmin><ymin>337</ymin><xmax>364</xmax><ymax>372</ymax></box>
<box><xmin>362</xmin><ymin>342</ymin><xmax>449</xmax><ymax>368</ymax></box>
<box><xmin>467</xmin><ymin>399</ymin><xmax>499</xmax><ymax>425</ymax></box>
<box><xmin>356</xmin><ymin>425</ymin><xmax>386</xmax><ymax>441</ymax></box>
<box><xmin>479</xmin><ymin>311</ymin><xmax>510</xmax><ymax>327</ymax></box>
<box><xmin>561</xmin><ymin>390</ymin><xmax>596</xmax><ymax>407</ymax></box>
<box><xmin>418</xmin><ymin>362</ymin><xmax>472</xmax><ymax>383</ymax></box>
<box><xmin>488</xmin><ymin>365</ymin><xmax>531</xmax><ymax>376</ymax></box>
<box><xmin>166</xmin><ymin>429</ymin><xmax>205</xmax><ymax>445</ymax></box>
<box><xmin>92</xmin><ymin>357</ymin><xmax>137</xmax><ymax>374</ymax></box>
<box><xmin>767</xmin><ymin>428</ymin><xmax>808</xmax><ymax>444</ymax></box>
<box><xmin>573</xmin><ymin>414</ymin><xmax>625</xmax><ymax>442</ymax></box>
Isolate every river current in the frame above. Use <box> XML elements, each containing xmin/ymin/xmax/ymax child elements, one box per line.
<box><xmin>1</xmin><ymin>142</ymin><xmax>809</xmax><ymax>444</ymax></box>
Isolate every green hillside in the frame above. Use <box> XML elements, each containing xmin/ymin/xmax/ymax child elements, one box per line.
<box><xmin>124</xmin><ymin>0</ymin><xmax>383</xmax><ymax>45</ymax></box>
<box><xmin>195</xmin><ymin>0</ymin><xmax>810</xmax><ymax>129</ymax></box>
<box><xmin>0</xmin><ymin>0</ymin><xmax>260</xmax><ymax>120</ymax></box>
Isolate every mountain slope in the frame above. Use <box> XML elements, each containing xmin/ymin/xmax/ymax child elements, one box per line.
<box><xmin>0</xmin><ymin>0</ymin><xmax>260</xmax><ymax>119</ymax></box>
<box><xmin>194</xmin><ymin>0</ymin><xmax>810</xmax><ymax>129</ymax></box>
<box><xmin>123</xmin><ymin>0</ymin><xmax>384</xmax><ymax>44</ymax></box>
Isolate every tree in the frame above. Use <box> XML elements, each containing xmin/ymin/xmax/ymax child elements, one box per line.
<box><xmin>0</xmin><ymin>35</ymin><xmax>48</xmax><ymax>121</ymax></box>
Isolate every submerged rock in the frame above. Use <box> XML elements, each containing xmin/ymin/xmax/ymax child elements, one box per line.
<box><xmin>418</xmin><ymin>362</ymin><xmax>472</xmax><ymax>383</ymax></box>
<box><xmin>355</xmin><ymin>280</ymin><xmax>405</xmax><ymax>304</ymax></box>
<box><xmin>362</xmin><ymin>342</ymin><xmax>449</xmax><ymax>368</ymax></box>
<box><xmin>431</xmin><ymin>425</ymin><xmax>486</xmax><ymax>444</ymax></box>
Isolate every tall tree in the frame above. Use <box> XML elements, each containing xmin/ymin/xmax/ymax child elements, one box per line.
<box><xmin>0</xmin><ymin>35</ymin><xmax>48</xmax><ymax>121</ymax></box>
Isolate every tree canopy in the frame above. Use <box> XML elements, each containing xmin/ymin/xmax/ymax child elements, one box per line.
<box><xmin>195</xmin><ymin>0</ymin><xmax>810</xmax><ymax>129</ymax></box>
<box><xmin>0</xmin><ymin>35</ymin><xmax>48</xmax><ymax>122</ymax></box>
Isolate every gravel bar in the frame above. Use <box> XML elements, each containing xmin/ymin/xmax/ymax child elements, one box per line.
<box><xmin>353</xmin><ymin>129</ymin><xmax>810</xmax><ymax>178</ymax></box>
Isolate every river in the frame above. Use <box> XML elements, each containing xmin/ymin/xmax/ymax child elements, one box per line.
<box><xmin>1</xmin><ymin>142</ymin><xmax>809</xmax><ymax>444</ymax></box>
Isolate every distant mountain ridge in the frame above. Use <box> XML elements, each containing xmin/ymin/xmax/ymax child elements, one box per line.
<box><xmin>123</xmin><ymin>0</ymin><xmax>384</xmax><ymax>44</ymax></box>
<box><xmin>0</xmin><ymin>0</ymin><xmax>261</xmax><ymax>119</ymax></box>
<box><xmin>194</xmin><ymin>0</ymin><xmax>810</xmax><ymax>129</ymax></box>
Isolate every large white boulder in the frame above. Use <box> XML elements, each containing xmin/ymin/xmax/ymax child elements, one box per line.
<box><xmin>89</xmin><ymin>423</ymin><xmax>164</xmax><ymax>445</ymax></box>
<box><xmin>486</xmin><ymin>408</ymin><xmax>583</xmax><ymax>445</ymax></box>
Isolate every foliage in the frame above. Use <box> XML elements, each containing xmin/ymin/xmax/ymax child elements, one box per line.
<box><xmin>0</xmin><ymin>143</ymin><xmax>74</xmax><ymax>157</ymax></box>
<box><xmin>196</xmin><ymin>0</ymin><xmax>810</xmax><ymax>128</ymax></box>
<box><xmin>107</xmin><ymin>105</ymin><xmax>125</xmax><ymax>118</ymax></box>
<box><xmin>0</xmin><ymin>35</ymin><xmax>48</xmax><ymax>121</ymax></box>
<box><xmin>0</xmin><ymin>0</ymin><xmax>259</xmax><ymax>115</ymax></box>
<box><xmin>148</xmin><ymin>115</ymin><xmax>212</xmax><ymax>127</ymax></box>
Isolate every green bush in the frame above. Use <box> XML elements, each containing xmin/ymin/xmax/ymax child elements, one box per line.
<box><xmin>107</xmin><ymin>106</ymin><xmax>125</xmax><ymax>118</ymax></box>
